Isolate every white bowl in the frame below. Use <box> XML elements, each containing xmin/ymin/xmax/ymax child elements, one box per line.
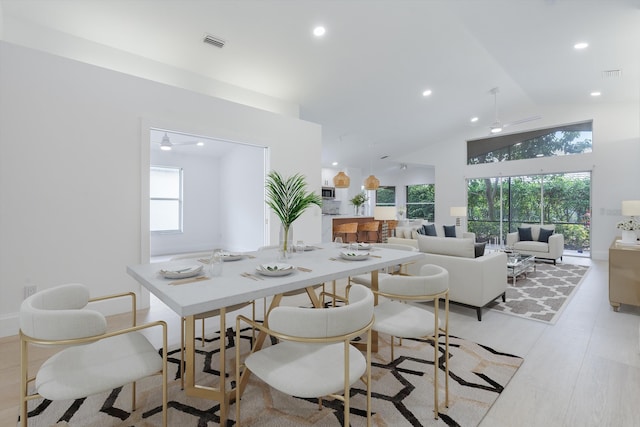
<box><xmin>160</xmin><ymin>264</ymin><xmax>203</xmax><ymax>279</ymax></box>
<box><xmin>339</xmin><ymin>251</ymin><xmax>370</xmax><ymax>261</ymax></box>
<box><xmin>256</xmin><ymin>263</ymin><xmax>295</xmax><ymax>276</ymax></box>
<box><xmin>219</xmin><ymin>252</ymin><xmax>245</xmax><ymax>261</ymax></box>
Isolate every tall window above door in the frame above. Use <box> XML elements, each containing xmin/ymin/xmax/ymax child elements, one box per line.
<box><xmin>467</xmin><ymin>121</ymin><xmax>592</xmax><ymax>165</ymax></box>
<box><xmin>406</xmin><ymin>184</ymin><xmax>435</xmax><ymax>221</ymax></box>
<box><xmin>150</xmin><ymin>166</ymin><xmax>183</xmax><ymax>232</ymax></box>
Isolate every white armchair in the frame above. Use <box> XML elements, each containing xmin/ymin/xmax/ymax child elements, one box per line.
<box><xmin>19</xmin><ymin>283</ymin><xmax>167</xmax><ymax>427</ymax></box>
<box><xmin>235</xmin><ymin>284</ymin><xmax>374</xmax><ymax>426</ymax></box>
<box><xmin>506</xmin><ymin>224</ymin><xmax>564</xmax><ymax>264</ymax></box>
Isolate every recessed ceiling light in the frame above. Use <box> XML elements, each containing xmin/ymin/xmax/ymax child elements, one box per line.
<box><xmin>331</xmin><ymin>161</ymin><xmax>338</xmax><ymax>166</ymax></box>
<box><xmin>574</xmin><ymin>42</ymin><xmax>589</xmax><ymax>49</ymax></box>
<box><xmin>313</xmin><ymin>26</ymin><xmax>326</xmax><ymax>37</ymax></box>
<box><xmin>470</xmin><ymin>117</ymin><xmax>479</xmax><ymax>123</ymax></box>
<box><xmin>590</xmin><ymin>91</ymin><xmax>601</xmax><ymax>97</ymax></box>
<box><xmin>197</xmin><ymin>141</ymin><xmax>204</xmax><ymax>146</ymax></box>
<box><xmin>422</xmin><ymin>89</ymin><xmax>432</xmax><ymax>97</ymax></box>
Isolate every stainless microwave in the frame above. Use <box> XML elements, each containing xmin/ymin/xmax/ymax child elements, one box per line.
<box><xmin>321</xmin><ymin>187</ymin><xmax>335</xmax><ymax>199</ymax></box>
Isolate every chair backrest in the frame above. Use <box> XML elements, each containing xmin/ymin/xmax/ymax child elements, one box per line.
<box><xmin>378</xmin><ymin>265</ymin><xmax>449</xmax><ymax>300</ymax></box>
<box><xmin>268</xmin><ymin>284</ymin><xmax>374</xmax><ymax>338</ymax></box>
<box><xmin>20</xmin><ymin>283</ymin><xmax>107</xmax><ymax>340</ymax></box>
<box><xmin>334</xmin><ymin>222</ymin><xmax>358</xmax><ymax>234</ymax></box>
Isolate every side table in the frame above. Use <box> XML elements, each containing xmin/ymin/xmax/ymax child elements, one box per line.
<box><xmin>608</xmin><ymin>238</ymin><xmax>640</xmax><ymax>311</ymax></box>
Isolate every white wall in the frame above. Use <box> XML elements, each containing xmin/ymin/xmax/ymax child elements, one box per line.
<box><xmin>397</xmin><ymin>102</ymin><xmax>640</xmax><ymax>260</ymax></box>
<box><xmin>0</xmin><ymin>42</ymin><xmax>321</xmax><ymax>337</ymax></box>
<box><xmin>149</xmin><ymin>139</ymin><xmax>267</xmax><ymax>256</ymax></box>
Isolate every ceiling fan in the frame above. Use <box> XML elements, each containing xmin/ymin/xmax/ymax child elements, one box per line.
<box><xmin>154</xmin><ymin>132</ymin><xmax>204</xmax><ymax>151</ymax></box>
<box><xmin>488</xmin><ymin>87</ymin><xmax>541</xmax><ymax>134</ymax></box>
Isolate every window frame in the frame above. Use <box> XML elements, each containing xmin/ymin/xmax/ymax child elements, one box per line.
<box><xmin>406</xmin><ymin>184</ymin><xmax>435</xmax><ymax>221</ymax></box>
<box><xmin>150</xmin><ymin>165</ymin><xmax>183</xmax><ymax>233</ymax></box>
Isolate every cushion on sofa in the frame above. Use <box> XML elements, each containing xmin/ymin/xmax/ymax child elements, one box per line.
<box><xmin>443</xmin><ymin>225</ymin><xmax>457</xmax><ymax>237</ymax></box>
<box><xmin>474</xmin><ymin>242</ymin><xmax>486</xmax><ymax>258</ymax></box>
<box><xmin>416</xmin><ymin>235</ymin><xmax>475</xmax><ymax>258</ymax></box>
<box><xmin>538</xmin><ymin>228</ymin><xmax>554</xmax><ymax>243</ymax></box>
<box><xmin>518</xmin><ymin>227</ymin><xmax>533</xmax><ymax>241</ymax></box>
<box><xmin>424</xmin><ymin>224</ymin><xmax>437</xmax><ymax>236</ymax></box>
<box><xmin>520</xmin><ymin>224</ymin><xmax>555</xmax><ymax>241</ymax></box>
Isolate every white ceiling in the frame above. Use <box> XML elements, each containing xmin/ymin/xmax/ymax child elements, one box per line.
<box><xmin>2</xmin><ymin>0</ymin><xmax>639</xmax><ymax>171</ymax></box>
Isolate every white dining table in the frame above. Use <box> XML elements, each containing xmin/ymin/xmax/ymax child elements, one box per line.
<box><xmin>126</xmin><ymin>243</ymin><xmax>423</xmax><ymax>424</ymax></box>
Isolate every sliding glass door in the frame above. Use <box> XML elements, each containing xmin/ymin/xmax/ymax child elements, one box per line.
<box><xmin>467</xmin><ymin>172</ymin><xmax>591</xmax><ymax>256</ymax></box>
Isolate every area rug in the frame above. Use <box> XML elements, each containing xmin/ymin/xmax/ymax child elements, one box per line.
<box><xmin>19</xmin><ymin>328</ymin><xmax>523</xmax><ymax>427</ymax></box>
<box><xmin>487</xmin><ymin>262</ymin><xmax>590</xmax><ymax>324</ymax></box>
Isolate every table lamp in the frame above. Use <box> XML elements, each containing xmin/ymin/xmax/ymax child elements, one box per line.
<box><xmin>374</xmin><ymin>206</ymin><xmax>397</xmax><ymax>243</ymax></box>
<box><xmin>450</xmin><ymin>206</ymin><xmax>467</xmax><ymax>227</ymax></box>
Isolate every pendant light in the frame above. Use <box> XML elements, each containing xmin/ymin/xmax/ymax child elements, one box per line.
<box><xmin>333</xmin><ymin>171</ymin><xmax>350</xmax><ymax>188</ymax></box>
<box><xmin>364</xmin><ymin>144</ymin><xmax>379</xmax><ymax>190</ymax></box>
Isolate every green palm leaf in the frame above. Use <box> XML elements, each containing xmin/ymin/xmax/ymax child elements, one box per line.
<box><xmin>265</xmin><ymin>171</ymin><xmax>322</xmax><ymax>228</ymax></box>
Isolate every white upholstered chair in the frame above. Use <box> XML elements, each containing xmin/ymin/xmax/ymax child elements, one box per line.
<box><xmin>19</xmin><ymin>283</ymin><xmax>167</xmax><ymax>427</ymax></box>
<box><xmin>372</xmin><ymin>265</ymin><xmax>450</xmax><ymax>419</ymax></box>
<box><xmin>235</xmin><ymin>284</ymin><xmax>374</xmax><ymax>426</ymax></box>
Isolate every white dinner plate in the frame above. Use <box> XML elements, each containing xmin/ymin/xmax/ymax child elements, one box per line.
<box><xmin>160</xmin><ymin>264</ymin><xmax>203</xmax><ymax>279</ymax></box>
<box><xmin>256</xmin><ymin>263</ymin><xmax>295</xmax><ymax>276</ymax></box>
<box><xmin>340</xmin><ymin>251</ymin><xmax>370</xmax><ymax>261</ymax></box>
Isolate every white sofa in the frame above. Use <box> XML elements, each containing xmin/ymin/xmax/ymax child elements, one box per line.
<box><xmin>506</xmin><ymin>224</ymin><xmax>564</xmax><ymax>264</ymax></box>
<box><xmin>395</xmin><ymin>220</ymin><xmax>476</xmax><ymax>241</ymax></box>
<box><xmin>388</xmin><ymin>235</ymin><xmax>507</xmax><ymax>321</ymax></box>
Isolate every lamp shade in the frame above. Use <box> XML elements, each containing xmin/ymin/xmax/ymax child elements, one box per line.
<box><xmin>333</xmin><ymin>171</ymin><xmax>350</xmax><ymax>188</ymax></box>
<box><xmin>374</xmin><ymin>206</ymin><xmax>397</xmax><ymax>221</ymax></box>
<box><xmin>364</xmin><ymin>175</ymin><xmax>380</xmax><ymax>190</ymax></box>
<box><xmin>622</xmin><ymin>200</ymin><xmax>640</xmax><ymax>216</ymax></box>
<box><xmin>450</xmin><ymin>206</ymin><xmax>467</xmax><ymax>217</ymax></box>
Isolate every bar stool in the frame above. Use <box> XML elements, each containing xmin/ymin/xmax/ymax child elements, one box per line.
<box><xmin>357</xmin><ymin>221</ymin><xmax>380</xmax><ymax>243</ymax></box>
<box><xmin>333</xmin><ymin>222</ymin><xmax>358</xmax><ymax>243</ymax></box>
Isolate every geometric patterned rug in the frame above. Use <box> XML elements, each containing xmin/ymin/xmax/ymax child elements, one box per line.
<box><xmin>487</xmin><ymin>262</ymin><xmax>590</xmax><ymax>324</ymax></box>
<box><xmin>19</xmin><ymin>327</ymin><xmax>523</xmax><ymax>426</ymax></box>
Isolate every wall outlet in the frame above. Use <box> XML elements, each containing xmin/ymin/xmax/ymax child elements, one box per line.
<box><xmin>24</xmin><ymin>285</ymin><xmax>37</xmax><ymax>299</ymax></box>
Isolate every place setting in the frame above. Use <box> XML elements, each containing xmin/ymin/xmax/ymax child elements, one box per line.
<box><xmin>158</xmin><ymin>263</ymin><xmax>209</xmax><ymax>286</ymax></box>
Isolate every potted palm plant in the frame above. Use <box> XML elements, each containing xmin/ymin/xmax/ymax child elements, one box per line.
<box><xmin>265</xmin><ymin>171</ymin><xmax>322</xmax><ymax>255</ymax></box>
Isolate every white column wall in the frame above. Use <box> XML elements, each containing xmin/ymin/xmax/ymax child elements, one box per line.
<box><xmin>0</xmin><ymin>42</ymin><xmax>321</xmax><ymax>337</ymax></box>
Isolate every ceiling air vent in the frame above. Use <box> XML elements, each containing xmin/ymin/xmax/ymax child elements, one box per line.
<box><xmin>203</xmin><ymin>33</ymin><xmax>226</xmax><ymax>48</ymax></box>
<box><xmin>602</xmin><ymin>69</ymin><xmax>622</xmax><ymax>78</ymax></box>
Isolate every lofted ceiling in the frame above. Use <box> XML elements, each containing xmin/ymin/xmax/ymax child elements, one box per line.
<box><xmin>2</xmin><ymin>0</ymin><xmax>639</xmax><ymax>172</ymax></box>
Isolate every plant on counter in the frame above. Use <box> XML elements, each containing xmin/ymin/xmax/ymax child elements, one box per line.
<box><xmin>265</xmin><ymin>171</ymin><xmax>322</xmax><ymax>253</ymax></box>
<box><xmin>349</xmin><ymin>191</ymin><xmax>369</xmax><ymax>207</ymax></box>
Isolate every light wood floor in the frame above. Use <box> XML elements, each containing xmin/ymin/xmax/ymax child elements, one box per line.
<box><xmin>2</xmin><ymin>256</ymin><xmax>639</xmax><ymax>427</ymax></box>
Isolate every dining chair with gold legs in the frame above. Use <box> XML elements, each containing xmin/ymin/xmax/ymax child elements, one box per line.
<box><xmin>19</xmin><ymin>283</ymin><xmax>168</xmax><ymax>427</ymax></box>
<box><xmin>235</xmin><ymin>284</ymin><xmax>374</xmax><ymax>426</ymax></box>
<box><xmin>372</xmin><ymin>265</ymin><xmax>450</xmax><ymax>419</ymax></box>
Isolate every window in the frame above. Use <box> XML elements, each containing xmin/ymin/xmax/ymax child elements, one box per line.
<box><xmin>406</xmin><ymin>184</ymin><xmax>435</xmax><ymax>221</ymax></box>
<box><xmin>376</xmin><ymin>186</ymin><xmax>396</xmax><ymax>206</ymax></box>
<box><xmin>150</xmin><ymin>166</ymin><xmax>183</xmax><ymax>232</ymax></box>
<box><xmin>467</xmin><ymin>172</ymin><xmax>591</xmax><ymax>255</ymax></box>
<box><xmin>467</xmin><ymin>121</ymin><xmax>592</xmax><ymax>165</ymax></box>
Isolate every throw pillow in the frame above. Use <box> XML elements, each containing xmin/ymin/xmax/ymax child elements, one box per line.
<box><xmin>424</xmin><ymin>224</ymin><xmax>437</xmax><ymax>236</ymax></box>
<box><xmin>538</xmin><ymin>228</ymin><xmax>554</xmax><ymax>243</ymax></box>
<box><xmin>474</xmin><ymin>242</ymin><xmax>486</xmax><ymax>258</ymax></box>
<box><xmin>518</xmin><ymin>227</ymin><xmax>533</xmax><ymax>241</ymax></box>
<box><xmin>443</xmin><ymin>225</ymin><xmax>456</xmax><ymax>238</ymax></box>
<box><xmin>416</xmin><ymin>226</ymin><xmax>425</xmax><ymax>235</ymax></box>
